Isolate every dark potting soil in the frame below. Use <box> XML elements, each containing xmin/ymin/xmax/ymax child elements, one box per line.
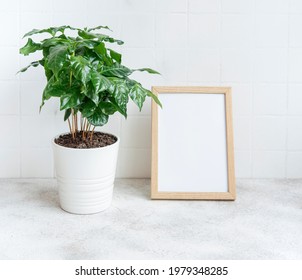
<box><xmin>54</xmin><ymin>132</ymin><xmax>117</xmax><ymax>149</ymax></box>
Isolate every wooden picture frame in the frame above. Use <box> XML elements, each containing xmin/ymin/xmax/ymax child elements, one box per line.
<box><xmin>151</xmin><ymin>87</ymin><xmax>236</xmax><ymax>200</ymax></box>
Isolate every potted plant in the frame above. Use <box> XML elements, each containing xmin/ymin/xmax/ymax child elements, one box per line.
<box><xmin>19</xmin><ymin>25</ymin><xmax>161</xmax><ymax>214</ymax></box>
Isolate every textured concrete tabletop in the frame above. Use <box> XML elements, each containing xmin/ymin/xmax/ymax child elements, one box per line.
<box><xmin>0</xmin><ymin>178</ymin><xmax>301</xmax><ymax>259</ymax></box>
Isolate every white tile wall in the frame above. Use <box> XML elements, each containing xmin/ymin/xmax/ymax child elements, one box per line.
<box><xmin>228</xmin><ymin>84</ymin><xmax>252</xmax><ymax>116</ymax></box>
<box><xmin>255</xmin><ymin>0</ymin><xmax>289</xmax><ymax>14</ymax></box>
<box><xmin>189</xmin><ymin>0</ymin><xmax>220</xmax><ymax>13</ymax></box>
<box><xmin>221</xmin><ymin>0</ymin><xmax>253</xmax><ymax>14</ymax></box>
<box><xmin>0</xmin><ymin>116</ymin><xmax>20</xmax><ymax>148</ymax></box>
<box><xmin>156</xmin><ymin>48</ymin><xmax>187</xmax><ymax>83</ymax></box>
<box><xmin>188</xmin><ymin>14</ymin><xmax>220</xmax><ymax>48</ymax></box>
<box><xmin>156</xmin><ymin>14</ymin><xmax>187</xmax><ymax>48</ymax></box>
<box><xmin>252</xmin><ymin>117</ymin><xmax>287</xmax><ymax>150</ymax></box>
<box><xmin>288</xmin><ymin>84</ymin><xmax>302</xmax><ymax>115</ymax></box>
<box><xmin>0</xmin><ymin>0</ymin><xmax>302</xmax><ymax>178</ymax></box>
<box><xmin>221</xmin><ymin>15</ymin><xmax>253</xmax><ymax>47</ymax></box>
<box><xmin>21</xmin><ymin>148</ymin><xmax>54</xmax><ymax>177</ymax></box>
<box><xmin>287</xmin><ymin>117</ymin><xmax>302</xmax><ymax>150</ymax></box>
<box><xmin>234</xmin><ymin>116</ymin><xmax>252</xmax><ymax>150</ymax></box>
<box><xmin>157</xmin><ymin>0</ymin><xmax>188</xmax><ymax>13</ymax></box>
<box><xmin>253</xmin><ymin>151</ymin><xmax>286</xmax><ymax>178</ymax></box>
<box><xmin>253</xmin><ymin>84</ymin><xmax>287</xmax><ymax>115</ymax></box>
<box><xmin>122</xmin><ymin>14</ymin><xmax>155</xmax><ymax>48</ymax></box>
<box><xmin>289</xmin><ymin>0</ymin><xmax>302</xmax><ymax>13</ymax></box>
<box><xmin>289</xmin><ymin>49</ymin><xmax>302</xmax><ymax>82</ymax></box>
<box><xmin>0</xmin><ymin>13</ymin><xmax>20</xmax><ymax>47</ymax></box>
<box><xmin>235</xmin><ymin>151</ymin><xmax>252</xmax><ymax>178</ymax></box>
<box><xmin>117</xmin><ymin>148</ymin><xmax>151</xmax><ymax>178</ymax></box>
<box><xmin>289</xmin><ymin>15</ymin><xmax>302</xmax><ymax>47</ymax></box>
<box><xmin>254</xmin><ymin>48</ymin><xmax>288</xmax><ymax>83</ymax></box>
<box><xmin>122</xmin><ymin>0</ymin><xmax>156</xmax><ymax>13</ymax></box>
<box><xmin>188</xmin><ymin>48</ymin><xmax>220</xmax><ymax>82</ymax></box>
<box><xmin>0</xmin><ymin>47</ymin><xmax>19</xmax><ymax>81</ymax></box>
<box><xmin>0</xmin><ymin>82</ymin><xmax>20</xmax><ymax>115</ymax></box>
<box><xmin>255</xmin><ymin>15</ymin><xmax>288</xmax><ymax>47</ymax></box>
<box><xmin>287</xmin><ymin>152</ymin><xmax>302</xmax><ymax>178</ymax></box>
<box><xmin>20</xmin><ymin>0</ymin><xmax>52</xmax><ymax>13</ymax></box>
<box><xmin>221</xmin><ymin>48</ymin><xmax>252</xmax><ymax>82</ymax></box>
<box><xmin>121</xmin><ymin>116</ymin><xmax>151</xmax><ymax>149</ymax></box>
<box><xmin>0</xmin><ymin>150</ymin><xmax>20</xmax><ymax>178</ymax></box>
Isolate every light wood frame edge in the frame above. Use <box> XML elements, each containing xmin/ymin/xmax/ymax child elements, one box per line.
<box><xmin>151</xmin><ymin>86</ymin><xmax>236</xmax><ymax>200</ymax></box>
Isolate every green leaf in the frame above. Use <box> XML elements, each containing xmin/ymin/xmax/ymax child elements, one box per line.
<box><xmin>108</xmin><ymin>97</ymin><xmax>127</xmax><ymax>118</ymax></box>
<box><xmin>44</xmin><ymin>66</ymin><xmax>53</xmax><ymax>81</ymax></box>
<box><xmin>47</xmin><ymin>45</ymin><xmax>69</xmax><ymax>77</ymax></box>
<box><xmin>64</xmin><ymin>109</ymin><xmax>71</xmax><ymax>121</ymax></box>
<box><xmin>19</xmin><ymin>38</ymin><xmax>42</xmax><ymax>56</ymax></box>
<box><xmin>41</xmin><ymin>37</ymin><xmax>71</xmax><ymax>48</ymax></box>
<box><xmin>78</xmin><ymin>30</ymin><xmax>96</xmax><ymax>40</ymax></box>
<box><xmin>60</xmin><ymin>92</ymin><xmax>83</xmax><ymax>110</ymax></box>
<box><xmin>23</xmin><ymin>28</ymin><xmax>54</xmax><ymax>38</ymax></box>
<box><xmin>101</xmin><ymin>64</ymin><xmax>133</xmax><ymax>78</ymax></box>
<box><xmin>90</xmin><ymin>70</ymin><xmax>111</xmax><ymax>93</ymax></box>
<box><xmin>98</xmin><ymin>101</ymin><xmax>118</xmax><ymax>115</ymax></box>
<box><xmin>76</xmin><ymin>39</ymin><xmax>99</xmax><ymax>50</ymax></box>
<box><xmin>83</xmin><ymin>88</ymin><xmax>99</xmax><ymax>105</ymax></box>
<box><xmin>40</xmin><ymin>76</ymin><xmax>64</xmax><ymax>111</ymax></box>
<box><xmin>129</xmin><ymin>83</ymin><xmax>147</xmax><ymax>111</ymax></box>
<box><xmin>87</xmin><ymin>107</ymin><xmax>109</xmax><ymax>126</ymax></box>
<box><xmin>88</xmin><ymin>25</ymin><xmax>112</xmax><ymax>32</ymax></box>
<box><xmin>43</xmin><ymin>76</ymin><xmax>65</xmax><ymax>100</ymax></box>
<box><xmin>108</xmin><ymin>78</ymin><xmax>129</xmax><ymax>117</ymax></box>
<box><xmin>78</xmin><ymin>30</ymin><xmax>111</xmax><ymax>40</ymax></box>
<box><xmin>81</xmin><ymin>99</ymin><xmax>96</xmax><ymax>118</ymax></box>
<box><xmin>78</xmin><ymin>30</ymin><xmax>124</xmax><ymax>45</ymax></box>
<box><xmin>94</xmin><ymin>43</ymin><xmax>112</xmax><ymax>65</ymax></box>
<box><xmin>109</xmin><ymin>49</ymin><xmax>121</xmax><ymax>64</ymax></box>
<box><xmin>94</xmin><ymin>42</ymin><xmax>106</xmax><ymax>55</ymax></box>
<box><xmin>23</xmin><ymin>26</ymin><xmax>78</xmax><ymax>38</ymax></box>
<box><xmin>134</xmin><ymin>68</ymin><xmax>161</xmax><ymax>75</ymax></box>
<box><xmin>17</xmin><ymin>61</ymin><xmax>40</xmax><ymax>73</ymax></box>
<box><xmin>146</xmin><ymin>90</ymin><xmax>162</xmax><ymax>108</ymax></box>
<box><xmin>83</xmin><ymin>81</ymin><xmax>107</xmax><ymax>106</ymax></box>
<box><xmin>104</xmin><ymin>37</ymin><xmax>124</xmax><ymax>45</ymax></box>
<box><xmin>70</xmin><ymin>56</ymin><xmax>91</xmax><ymax>85</ymax></box>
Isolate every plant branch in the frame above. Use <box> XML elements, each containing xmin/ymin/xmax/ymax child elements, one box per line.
<box><xmin>67</xmin><ymin>118</ymin><xmax>72</xmax><ymax>135</ymax></box>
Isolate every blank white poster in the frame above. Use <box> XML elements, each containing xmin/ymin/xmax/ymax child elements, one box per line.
<box><xmin>157</xmin><ymin>93</ymin><xmax>228</xmax><ymax>192</ymax></box>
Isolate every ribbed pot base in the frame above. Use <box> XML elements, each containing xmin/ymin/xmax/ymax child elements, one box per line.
<box><xmin>58</xmin><ymin>176</ymin><xmax>114</xmax><ymax>214</ymax></box>
<box><xmin>59</xmin><ymin>195</ymin><xmax>112</xmax><ymax>215</ymax></box>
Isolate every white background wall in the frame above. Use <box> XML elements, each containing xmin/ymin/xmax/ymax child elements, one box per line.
<box><xmin>0</xmin><ymin>0</ymin><xmax>302</xmax><ymax>178</ymax></box>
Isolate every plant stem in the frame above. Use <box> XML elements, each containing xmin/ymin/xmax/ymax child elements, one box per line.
<box><xmin>69</xmin><ymin>71</ymin><xmax>72</xmax><ymax>87</ymax></box>
<box><xmin>82</xmin><ymin>118</ymin><xmax>87</xmax><ymax>139</ymax></box>
<box><xmin>85</xmin><ymin>120</ymin><xmax>90</xmax><ymax>132</ymax></box>
<box><xmin>74</xmin><ymin>112</ymin><xmax>78</xmax><ymax>133</ymax></box>
<box><xmin>80</xmin><ymin>114</ymin><xmax>83</xmax><ymax>131</ymax></box>
<box><xmin>89</xmin><ymin>126</ymin><xmax>96</xmax><ymax>141</ymax></box>
<box><xmin>67</xmin><ymin>118</ymin><xmax>72</xmax><ymax>136</ymax></box>
<box><xmin>69</xmin><ymin>52</ymin><xmax>74</xmax><ymax>87</ymax></box>
<box><xmin>71</xmin><ymin>109</ymin><xmax>75</xmax><ymax>139</ymax></box>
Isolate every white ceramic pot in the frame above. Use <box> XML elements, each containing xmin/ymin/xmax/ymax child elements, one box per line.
<box><xmin>52</xmin><ymin>132</ymin><xmax>119</xmax><ymax>215</ymax></box>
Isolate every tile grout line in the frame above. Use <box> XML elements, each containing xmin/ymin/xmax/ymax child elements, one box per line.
<box><xmin>219</xmin><ymin>0</ymin><xmax>223</xmax><ymax>86</ymax></box>
<box><xmin>18</xmin><ymin>0</ymin><xmax>22</xmax><ymax>178</ymax></box>
<box><xmin>185</xmin><ymin>0</ymin><xmax>189</xmax><ymax>84</ymax></box>
<box><xmin>250</xmin><ymin>0</ymin><xmax>256</xmax><ymax>178</ymax></box>
<box><xmin>51</xmin><ymin>0</ymin><xmax>55</xmax><ymax>178</ymax></box>
<box><xmin>285</xmin><ymin>2</ymin><xmax>291</xmax><ymax>178</ymax></box>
